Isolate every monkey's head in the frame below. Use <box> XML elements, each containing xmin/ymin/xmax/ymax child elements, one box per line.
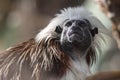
<box><xmin>36</xmin><ymin>7</ymin><xmax>109</xmax><ymax>63</ymax></box>
<box><xmin>56</xmin><ymin>19</ymin><xmax>98</xmax><ymax>53</ymax></box>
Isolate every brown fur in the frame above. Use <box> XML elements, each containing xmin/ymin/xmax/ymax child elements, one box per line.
<box><xmin>0</xmin><ymin>35</ymin><xmax>95</xmax><ymax>80</ymax></box>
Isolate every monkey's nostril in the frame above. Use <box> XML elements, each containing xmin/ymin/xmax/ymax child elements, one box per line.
<box><xmin>71</xmin><ymin>26</ymin><xmax>82</xmax><ymax>31</ymax></box>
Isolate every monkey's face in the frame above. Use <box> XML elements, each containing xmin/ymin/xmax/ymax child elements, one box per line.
<box><xmin>56</xmin><ymin>19</ymin><xmax>98</xmax><ymax>52</ymax></box>
<box><xmin>62</xmin><ymin>19</ymin><xmax>91</xmax><ymax>43</ymax></box>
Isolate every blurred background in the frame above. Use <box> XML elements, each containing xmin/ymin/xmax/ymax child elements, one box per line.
<box><xmin>0</xmin><ymin>0</ymin><xmax>120</xmax><ymax>73</ymax></box>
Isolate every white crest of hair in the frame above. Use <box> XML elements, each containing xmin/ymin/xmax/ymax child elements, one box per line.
<box><xmin>35</xmin><ymin>6</ymin><xmax>93</xmax><ymax>42</ymax></box>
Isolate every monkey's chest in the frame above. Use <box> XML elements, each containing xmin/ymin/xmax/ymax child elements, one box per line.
<box><xmin>60</xmin><ymin>69</ymin><xmax>90</xmax><ymax>80</ymax></box>
<box><xmin>60</xmin><ymin>61</ymin><xmax>91</xmax><ymax>80</ymax></box>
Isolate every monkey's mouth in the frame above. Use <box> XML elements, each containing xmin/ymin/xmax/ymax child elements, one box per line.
<box><xmin>68</xmin><ymin>31</ymin><xmax>84</xmax><ymax>43</ymax></box>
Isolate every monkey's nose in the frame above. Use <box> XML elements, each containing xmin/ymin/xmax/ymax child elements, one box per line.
<box><xmin>71</xmin><ymin>26</ymin><xmax>83</xmax><ymax>34</ymax></box>
<box><xmin>69</xmin><ymin>27</ymin><xmax>84</xmax><ymax>42</ymax></box>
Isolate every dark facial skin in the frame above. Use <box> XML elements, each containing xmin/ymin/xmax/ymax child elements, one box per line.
<box><xmin>61</xmin><ymin>19</ymin><xmax>92</xmax><ymax>51</ymax></box>
<box><xmin>55</xmin><ymin>19</ymin><xmax>98</xmax><ymax>59</ymax></box>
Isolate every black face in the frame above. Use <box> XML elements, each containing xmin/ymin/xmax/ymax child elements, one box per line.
<box><xmin>55</xmin><ymin>19</ymin><xmax>98</xmax><ymax>52</ymax></box>
<box><xmin>63</xmin><ymin>19</ymin><xmax>91</xmax><ymax>43</ymax></box>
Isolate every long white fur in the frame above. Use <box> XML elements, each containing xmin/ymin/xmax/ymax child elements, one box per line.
<box><xmin>35</xmin><ymin>6</ymin><xmax>108</xmax><ymax>44</ymax></box>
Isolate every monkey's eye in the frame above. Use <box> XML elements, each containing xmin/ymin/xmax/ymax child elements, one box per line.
<box><xmin>77</xmin><ymin>20</ymin><xmax>87</xmax><ymax>27</ymax></box>
<box><xmin>65</xmin><ymin>21</ymin><xmax>72</xmax><ymax>27</ymax></box>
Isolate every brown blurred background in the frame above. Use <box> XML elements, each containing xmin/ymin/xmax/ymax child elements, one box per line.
<box><xmin>0</xmin><ymin>0</ymin><xmax>120</xmax><ymax>73</ymax></box>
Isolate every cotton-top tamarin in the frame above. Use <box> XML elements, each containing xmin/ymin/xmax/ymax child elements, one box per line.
<box><xmin>0</xmin><ymin>7</ymin><xmax>108</xmax><ymax>80</ymax></box>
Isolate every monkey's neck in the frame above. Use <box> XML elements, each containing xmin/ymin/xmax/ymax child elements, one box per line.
<box><xmin>60</xmin><ymin>57</ymin><xmax>90</xmax><ymax>80</ymax></box>
<box><xmin>43</xmin><ymin>51</ymin><xmax>90</xmax><ymax>80</ymax></box>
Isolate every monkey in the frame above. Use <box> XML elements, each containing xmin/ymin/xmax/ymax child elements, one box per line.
<box><xmin>0</xmin><ymin>7</ymin><xmax>108</xmax><ymax>80</ymax></box>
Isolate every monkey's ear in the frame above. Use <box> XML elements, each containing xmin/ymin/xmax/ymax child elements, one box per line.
<box><xmin>90</xmin><ymin>27</ymin><xmax>98</xmax><ymax>37</ymax></box>
<box><xmin>55</xmin><ymin>25</ymin><xmax>62</xmax><ymax>34</ymax></box>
